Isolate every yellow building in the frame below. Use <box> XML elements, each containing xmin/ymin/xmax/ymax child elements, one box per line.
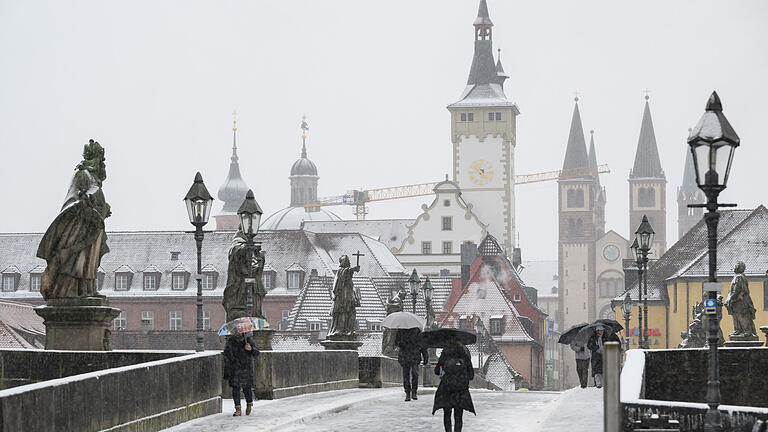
<box><xmin>613</xmin><ymin>206</ymin><xmax>768</xmax><ymax>348</ymax></box>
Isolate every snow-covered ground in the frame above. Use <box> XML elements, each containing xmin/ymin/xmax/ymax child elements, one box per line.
<box><xmin>164</xmin><ymin>387</ymin><xmax>603</xmax><ymax>431</ymax></box>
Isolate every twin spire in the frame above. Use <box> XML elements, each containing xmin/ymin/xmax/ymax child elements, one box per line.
<box><xmin>630</xmin><ymin>96</ymin><xmax>664</xmax><ymax>179</ymax></box>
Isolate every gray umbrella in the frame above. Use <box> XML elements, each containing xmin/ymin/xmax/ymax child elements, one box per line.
<box><xmin>557</xmin><ymin>322</ymin><xmax>589</xmax><ymax>345</ymax></box>
<box><xmin>574</xmin><ymin>320</ymin><xmax>624</xmax><ymax>346</ymax></box>
<box><xmin>381</xmin><ymin>311</ymin><xmax>425</xmax><ymax>330</ymax></box>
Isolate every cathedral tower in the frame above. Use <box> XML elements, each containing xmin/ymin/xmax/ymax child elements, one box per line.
<box><xmin>448</xmin><ymin>0</ymin><xmax>519</xmax><ymax>255</ymax></box>
<box><xmin>557</xmin><ymin>99</ymin><xmax>600</xmax><ymax>332</ymax></box>
<box><xmin>677</xmin><ymin>137</ymin><xmax>704</xmax><ymax>239</ymax></box>
<box><xmin>628</xmin><ymin>97</ymin><xmax>666</xmax><ymax>257</ymax></box>
<box><xmin>215</xmin><ymin>114</ymin><xmax>250</xmax><ymax>230</ymax></box>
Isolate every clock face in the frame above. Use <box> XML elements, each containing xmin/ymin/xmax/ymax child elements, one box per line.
<box><xmin>468</xmin><ymin>159</ymin><xmax>494</xmax><ymax>185</ymax></box>
<box><xmin>603</xmin><ymin>244</ymin><xmax>620</xmax><ymax>262</ymax></box>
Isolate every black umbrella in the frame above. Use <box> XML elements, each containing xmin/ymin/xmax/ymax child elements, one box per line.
<box><xmin>557</xmin><ymin>322</ymin><xmax>589</xmax><ymax>345</ymax></box>
<box><xmin>419</xmin><ymin>328</ymin><xmax>476</xmax><ymax>348</ymax></box>
<box><xmin>574</xmin><ymin>320</ymin><xmax>625</xmax><ymax>345</ymax></box>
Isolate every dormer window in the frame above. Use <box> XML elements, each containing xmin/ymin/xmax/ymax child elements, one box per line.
<box><xmin>201</xmin><ymin>264</ymin><xmax>219</xmax><ymax>290</ymax></box>
<box><xmin>169</xmin><ymin>264</ymin><xmax>190</xmax><ymax>291</ymax></box>
<box><xmin>28</xmin><ymin>265</ymin><xmax>44</xmax><ymax>292</ymax></box>
<box><xmin>489</xmin><ymin>315</ymin><xmax>504</xmax><ymax>335</ymax></box>
<box><xmin>143</xmin><ymin>274</ymin><xmax>157</xmax><ymax>291</ymax></box>
<box><xmin>170</xmin><ymin>251</ymin><xmax>181</xmax><ymax>261</ymax></box>
<box><xmin>369</xmin><ymin>322</ymin><xmax>382</xmax><ymax>331</ymax></box>
<box><xmin>1</xmin><ymin>266</ymin><xmax>20</xmax><ymax>292</ymax></box>
<box><xmin>286</xmin><ymin>264</ymin><xmax>305</xmax><ymax>290</ymax></box>
<box><xmin>113</xmin><ymin>265</ymin><xmax>134</xmax><ymax>291</ymax></box>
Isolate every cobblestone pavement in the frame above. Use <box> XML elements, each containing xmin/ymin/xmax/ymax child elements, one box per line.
<box><xmin>165</xmin><ymin>387</ymin><xmax>603</xmax><ymax>432</ymax></box>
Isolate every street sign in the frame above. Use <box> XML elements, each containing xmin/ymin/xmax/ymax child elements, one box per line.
<box><xmin>244</xmin><ymin>278</ymin><xmax>256</xmax><ymax>284</ymax></box>
<box><xmin>704</xmin><ymin>298</ymin><xmax>717</xmax><ymax>315</ymax></box>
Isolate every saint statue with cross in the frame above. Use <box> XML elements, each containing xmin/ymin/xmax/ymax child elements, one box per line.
<box><xmin>328</xmin><ymin>252</ymin><xmax>363</xmax><ymax>338</ymax></box>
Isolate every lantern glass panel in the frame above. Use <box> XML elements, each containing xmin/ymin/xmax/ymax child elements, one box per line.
<box><xmin>630</xmin><ymin>242</ymin><xmax>639</xmax><ymax>263</ymax></box>
<box><xmin>693</xmin><ymin>145</ymin><xmax>709</xmax><ymax>187</ymax></box>
<box><xmin>715</xmin><ymin>144</ymin><xmax>735</xmax><ymax>187</ymax></box>
<box><xmin>239</xmin><ymin>213</ymin><xmax>253</xmax><ymax>234</ymax></box>
<box><xmin>409</xmin><ymin>281</ymin><xmax>419</xmax><ymax>296</ymax></box>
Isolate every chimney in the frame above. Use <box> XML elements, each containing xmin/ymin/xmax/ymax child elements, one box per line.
<box><xmin>461</xmin><ymin>242</ymin><xmax>479</xmax><ymax>288</ymax></box>
<box><xmin>512</xmin><ymin>247</ymin><xmax>522</xmax><ymax>270</ymax></box>
<box><xmin>310</xmin><ymin>268</ymin><xmax>318</xmax><ymax>277</ymax></box>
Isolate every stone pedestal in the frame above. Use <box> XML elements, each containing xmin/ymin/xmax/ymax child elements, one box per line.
<box><xmin>320</xmin><ymin>334</ymin><xmax>363</xmax><ymax>351</ymax></box>
<box><xmin>251</xmin><ymin>328</ymin><xmax>276</xmax><ymax>351</ymax></box>
<box><xmin>759</xmin><ymin>326</ymin><xmax>768</xmax><ymax>347</ymax></box>
<box><xmin>34</xmin><ymin>297</ymin><xmax>121</xmax><ymax>351</ymax></box>
<box><xmin>724</xmin><ymin>340</ymin><xmax>765</xmax><ymax>348</ymax></box>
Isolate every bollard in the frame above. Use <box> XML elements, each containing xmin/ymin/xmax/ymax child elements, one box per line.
<box><xmin>604</xmin><ymin>342</ymin><xmax>621</xmax><ymax>432</ymax></box>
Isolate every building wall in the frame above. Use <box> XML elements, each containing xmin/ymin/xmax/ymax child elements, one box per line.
<box><xmin>263</xmin><ymin>296</ymin><xmax>299</xmax><ymax>330</ymax></box>
<box><xmin>595</xmin><ymin>231</ymin><xmax>629</xmax><ymax>320</ymax></box>
<box><xmin>628</xmin><ymin>179</ymin><xmax>667</xmax><ymax>257</ymax></box>
<box><xmin>450</xmin><ymin>105</ymin><xmax>517</xmax><ymax>253</ymax></box>
<box><xmin>498</xmin><ymin>343</ymin><xmax>533</xmax><ymax>387</ymax></box>
<box><xmin>560</xmin><ymin>243</ymin><xmax>591</xmax><ymax>328</ymax></box>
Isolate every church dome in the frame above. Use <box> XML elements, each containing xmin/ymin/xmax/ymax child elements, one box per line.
<box><xmin>290</xmin><ymin>157</ymin><xmax>318</xmax><ymax>177</ymax></box>
<box><xmin>260</xmin><ymin>206</ymin><xmax>341</xmax><ymax>230</ymax></box>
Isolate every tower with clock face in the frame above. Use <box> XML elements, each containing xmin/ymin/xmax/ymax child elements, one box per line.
<box><xmin>448</xmin><ymin>0</ymin><xmax>519</xmax><ymax>254</ymax></box>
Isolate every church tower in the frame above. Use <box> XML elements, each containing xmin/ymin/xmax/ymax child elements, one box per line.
<box><xmin>289</xmin><ymin>119</ymin><xmax>319</xmax><ymax>209</ymax></box>
<box><xmin>677</xmin><ymin>138</ymin><xmax>704</xmax><ymax>239</ymax></box>
<box><xmin>448</xmin><ymin>0</ymin><xmax>520</xmax><ymax>255</ymax></box>
<box><xmin>558</xmin><ymin>98</ymin><xmax>600</xmax><ymax>331</ymax></box>
<box><xmin>628</xmin><ymin>97</ymin><xmax>667</xmax><ymax>257</ymax></box>
<box><xmin>589</xmin><ymin>130</ymin><xmax>607</xmax><ymax>238</ymax></box>
<box><xmin>214</xmin><ymin>114</ymin><xmax>250</xmax><ymax>230</ymax></box>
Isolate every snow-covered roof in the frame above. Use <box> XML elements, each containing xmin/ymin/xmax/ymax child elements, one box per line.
<box><xmin>302</xmin><ymin>219</ymin><xmax>413</xmax><ymax>251</ymax></box>
<box><xmin>0</xmin><ymin>300</ymin><xmax>44</xmax><ymax>348</ymax></box>
<box><xmin>261</xmin><ymin>207</ymin><xmax>341</xmax><ymax>231</ymax></box>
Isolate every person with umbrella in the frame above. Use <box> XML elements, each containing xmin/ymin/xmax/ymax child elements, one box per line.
<box><xmin>432</xmin><ymin>339</ymin><xmax>475</xmax><ymax>432</ymax></box>
<box><xmin>395</xmin><ymin>327</ymin><xmax>429</xmax><ymax>401</ymax></box>
<box><xmin>223</xmin><ymin>331</ymin><xmax>259</xmax><ymax>416</ymax></box>
<box><xmin>559</xmin><ymin>322</ymin><xmax>590</xmax><ymax>389</ymax></box>
<box><xmin>587</xmin><ymin>324</ymin><xmax>620</xmax><ymax>388</ymax></box>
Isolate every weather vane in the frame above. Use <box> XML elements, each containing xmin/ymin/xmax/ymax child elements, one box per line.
<box><xmin>573</xmin><ymin>90</ymin><xmax>581</xmax><ymax>102</ymax></box>
<box><xmin>232</xmin><ymin>110</ymin><xmax>238</xmax><ymax>132</ymax></box>
<box><xmin>644</xmin><ymin>88</ymin><xmax>651</xmax><ymax>100</ymax></box>
<box><xmin>300</xmin><ymin>115</ymin><xmax>309</xmax><ymax>140</ymax></box>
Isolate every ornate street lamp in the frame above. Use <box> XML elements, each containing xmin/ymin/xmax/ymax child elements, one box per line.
<box><xmin>688</xmin><ymin>91</ymin><xmax>739</xmax><ymax>432</ymax></box>
<box><xmin>621</xmin><ymin>292</ymin><xmax>633</xmax><ymax>351</ymax></box>
<box><xmin>422</xmin><ymin>277</ymin><xmax>434</xmax><ymax>326</ymax></box>
<box><xmin>408</xmin><ymin>269</ymin><xmax>420</xmax><ymax>314</ymax></box>
<box><xmin>237</xmin><ymin>189</ymin><xmax>263</xmax><ymax>319</ymax></box>
<box><xmin>634</xmin><ymin>215</ymin><xmax>654</xmax><ymax>349</ymax></box>
<box><xmin>475</xmin><ymin>318</ymin><xmax>486</xmax><ymax>370</ymax></box>
<box><xmin>630</xmin><ymin>238</ymin><xmax>644</xmax><ymax>348</ymax></box>
<box><xmin>183</xmin><ymin>172</ymin><xmax>214</xmax><ymax>352</ymax></box>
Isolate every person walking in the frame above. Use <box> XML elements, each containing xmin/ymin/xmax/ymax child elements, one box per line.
<box><xmin>587</xmin><ymin>325</ymin><xmax>620</xmax><ymax>388</ymax></box>
<box><xmin>223</xmin><ymin>332</ymin><xmax>259</xmax><ymax>416</ymax></box>
<box><xmin>396</xmin><ymin>327</ymin><xmax>429</xmax><ymax>401</ymax></box>
<box><xmin>570</xmin><ymin>339</ymin><xmax>591</xmax><ymax>388</ymax></box>
<box><xmin>432</xmin><ymin>340</ymin><xmax>475</xmax><ymax>432</ymax></box>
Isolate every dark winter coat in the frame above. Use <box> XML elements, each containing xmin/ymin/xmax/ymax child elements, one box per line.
<box><xmin>395</xmin><ymin>328</ymin><xmax>429</xmax><ymax>367</ymax></box>
<box><xmin>587</xmin><ymin>332</ymin><xmax>620</xmax><ymax>375</ymax></box>
<box><xmin>223</xmin><ymin>335</ymin><xmax>259</xmax><ymax>388</ymax></box>
<box><xmin>432</xmin><ymin>345</ymin><xmax>475</xmax><ymax>415</ymax></box>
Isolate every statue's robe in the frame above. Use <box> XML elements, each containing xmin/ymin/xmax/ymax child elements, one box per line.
<box><xmin>725</xmin><ymin>273</ymin><xmax>757</xmax><ymax>337</ymax></box>
<box><xmin>36</xmin><ymin>169</ymin><xmax>109</xmax><ymax>300</ymax></box>
<box><xmin>328</xmin><ymin>266</ymin><xmax>360</xmax><ymax>337</ymax></box>
<box><xmin>222</xmin><ymin>232</ymin><xmax>265</xmax><ymax>321</ymax></box>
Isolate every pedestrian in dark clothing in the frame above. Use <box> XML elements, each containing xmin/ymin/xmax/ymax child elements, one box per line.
<box><xmin>223</xmin><ymin>333</ymin><xmax>259</xmax><ymax>416</ymax></box>
<box><xmin>396</xmin><ymin>328</ymin><xmax>429</xmax><ymax>401</ymax></box>
<box><xmin>587</xmin><ymin>325</ymin><xmax>620</xmax><ymax>388</ymax></box>
<box><xmin>432</xmin><ymin>341</ymin><xmax>475</xmax><ymax>432</ymax></box>
<box><xmin>569</xmin><ymin>340</ymin><xmax>591</xmax><ymax>388</ymax></box>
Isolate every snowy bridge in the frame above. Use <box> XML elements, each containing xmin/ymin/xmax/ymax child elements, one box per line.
<box><xmin>164</xmin><ymin>387</ymin><xmax>603</xmax><ymax>432</ymax></box>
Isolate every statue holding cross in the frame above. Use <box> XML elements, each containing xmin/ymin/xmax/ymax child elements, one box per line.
<box><xmin>327</xmin><ymin>254</ymin><xmax>362</xmax><ymax>338</ymax></box>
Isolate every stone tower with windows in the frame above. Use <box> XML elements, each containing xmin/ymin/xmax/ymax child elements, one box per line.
<box><xmin>677</xmin><ymin>146</ymin><xmax>704</xmax><ymax>239</ymax></box>
<box><xmin>447</xmin><ymin>0</ymin><xmax>519</xmax><ymax>255</ymax></box>
<box><xmin>289</xmin><ymin>130</ymin><xmax>319</xmax><ymax>209</ymax></box>
<box><xmin>557</xmin><ymin>99</ymin><xmax>600</xmax><ymax>332</ymax></box>
<box><xmin>628</xmin><ymin>97</ymin><xmax>666</xmax><ymax>257</ymax></box>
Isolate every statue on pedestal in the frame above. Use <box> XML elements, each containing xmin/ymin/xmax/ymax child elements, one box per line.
<box><xmin>37</xmin><ymin>140</ymin><xmax>111</xmax><ymax>300</ymax></box>
<box><xmin>34</xmin><ymin>140</ymin><xmax>120</xmax><ymax>350</ymax></box>
<box><xmin>327</xmin><ymin>255</ymin><xmax>361</xmax><ymax>338</ymax></box>
<box><xmin>724</xmin><ymin>261</ymin><xmax>758</xmax><ymax>341</ymax></box>
<box><xmin>222</xmin><ymin>229</ymin><xmax>266</xmax><ymax>322</ymax></box>
<box><xmin>382</xmin><ymin>289</ymin><xmax>406</xmax><ymax>356</ymax></box>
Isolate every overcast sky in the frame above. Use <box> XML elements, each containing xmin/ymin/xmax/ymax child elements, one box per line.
<box><xmin>1</xmin><ymin>0</ymin><xmax>767</xmax><ymax>261</ymax></box>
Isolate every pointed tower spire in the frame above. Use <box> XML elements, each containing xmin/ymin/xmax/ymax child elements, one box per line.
<box><xmin>588</xmin><ymin>130</ymin><xmax>601</xmax><ymax>190</ymax></box>
<box><xmin>466</xmin><ymin>0</ymin><xmax>498</xmax><ymax>86</ymax></box>
<box><xmin>561</xmin><ymin>98</ymin><xmax>590</xmax><ymax>175</ymax></box>
<box><xmin>217</xmin><ymin>111</ymin><xmax>250</xmax><ymax>214</ymax></box>
<box><xmin>496</xmin><ymin>48</ymin><xmax>509</xmax><ymax>89</ymax></box>
<box><xmin>630</xmin><ymin>96</ymin><xmax>665</xmax><ymax>179</ymax></box>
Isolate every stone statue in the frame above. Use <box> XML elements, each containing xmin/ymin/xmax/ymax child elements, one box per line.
<box><xmin>382</xmin><ymin>289</ymin><xmax>406</xmax><ymax>356</ymax></box>
<box><xmin>222</xmin><ymin>229</ymin><xmax>267</xmax><ymax>322</ymax></box>
<box><xmin>37</xmin><ymin>140</ymin><xmax>111</xmax><ymax>301</ymax></box>
<box><xmin>327</xmin><ymin>255</ymin><xmax>361</xmax><ymax>337</ymax></box>
<box><xmin>724</xmin><ymin>261</ymin><xmax>758</xmax><ymax>340</ymax></box>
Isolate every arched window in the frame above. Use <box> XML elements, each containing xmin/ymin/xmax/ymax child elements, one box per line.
<box><xmin>575</xmin><ymin>219</ymin><xmax>583</xmax><ymax>236</ymax></box>
<box><xmin>567</xmin><ymin>189</ymin><xmax>584</xmax><ymax>208</ymax></box>
<box><xmin>638</xmin><ymin>187</ymin><xmax>655</xmax><ymax>207</ymax></box>
<box><xmin>598</xmin><ymin>271</ymin><xmax>624</xmax><ymax>298</ymax></box>
<box><xmin>568</xmin><ymin>219</ymin><xmax>576</xmax><ymax>236</ymax></box>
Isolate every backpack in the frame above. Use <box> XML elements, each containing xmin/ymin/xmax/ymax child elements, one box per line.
<box><xmin>441</xmin><ymin>356</ymin><xmax>470</xmax><ymax>391</ymax></box>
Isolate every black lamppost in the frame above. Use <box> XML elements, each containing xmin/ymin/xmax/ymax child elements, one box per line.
<box><xmin>237</xmin><ymin>190</ymin><xmax>263</xmax><ymax>319</ymax></box>
<box><xmin>475</xmin><ymin>318</ymin><xmax>485</xmax><ymax>370</ymax></box>
<box><xmin>422</xmin><ymin>277</ymin><xmax>434</xmax><ymax>327</ymax></box>
<box><xmin>634</xmin><ymin>215</ymin><xmax>654</xmax><ymax>349</ymax></box>
<box><xmin>408</xmin><ymin>269</ymin><xmax>420</xmax><ymax>314</ymax></box>
<box><xmin>687</xmin><ymin>92</ymin><xmax>740</xmax><ymax>432</ymax></box>
<box><xmin>629</xmin><ymin>239</ymin><xmax>644</xmax><ymax>349</ymax></box>
<box><xmin>183</xmin><ymin>172</ymin><xmax>214</xmax><ymax>352</ymax></box>
<box><xmin>621</xmin><ymin>292</ymin><xmax>633</xmax><ymax>352</ymax></box>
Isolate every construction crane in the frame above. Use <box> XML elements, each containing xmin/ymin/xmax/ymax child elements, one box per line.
<box><xmin>305</xmin><ymin>164</ymin><xmax>610</xmax><ymax>220</ymax></box>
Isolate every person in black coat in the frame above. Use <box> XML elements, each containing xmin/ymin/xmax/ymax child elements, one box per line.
<box><xmin>223</xmin><ymin>333</ymin><xmax>259</xmax><ymax>416</ymax></box>
<box><xmin>587</xmin><ymin>325</ymin><xmax>620</xmax><ymax>388</ymax></box>
<box><xmin>395</xmin><ymin>328</ymin><xmax>429</xmax><ymax>401</ymax></box>
<box><xmin>433</xmin><ymin>341</ymin><xmax>475</xmax><ymax>432</ymax></box>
